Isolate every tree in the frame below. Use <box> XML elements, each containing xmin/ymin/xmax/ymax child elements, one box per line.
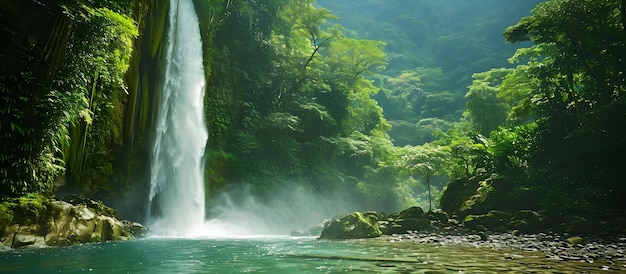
<box><xmin>394</xmin><ymin>144</ymin><xmax>450</xmax><ymax>211</ymax></box>
<box><xmin>464</xmin><ymin>69</ymin><xmax>511</xmax><ymax>135</ymax></box>
<box><xmin>497</xmin><ymin>0</ymin><xmax>626</xmax><ymax>215</ymax></box>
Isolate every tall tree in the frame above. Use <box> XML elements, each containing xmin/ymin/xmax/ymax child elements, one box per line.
<box><xmin>394</xmin><ymin>144</ymin><xmax>450</xmax><ymax>211</ymax></box>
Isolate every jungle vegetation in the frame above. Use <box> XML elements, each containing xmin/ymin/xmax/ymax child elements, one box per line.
<box><xmin>1</xmin><ymin>0</ymin><xmax>625</xmax><ymax>220</ymax></box>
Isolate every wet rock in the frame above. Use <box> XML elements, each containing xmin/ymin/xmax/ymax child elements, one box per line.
<box><xmin>428</xmin><ymin>209</ymin><xmax>449</xmax><ymax>224</ymax></box>
<box><xmin>319</xmin><ymin>212</ymin><xmax>382</xmax><ymax>239</ymax></box>
<box><xmin>398</xmin><ymin>207</ymin><xmax>425</xmax><ymax>220</ymax></box>
<box><xmin>567</xmin><ymin>236</ymin><xmax>584</xmax><ymax>245</ymax></box>
<box><xmin>123</xmin><ymin>221</ymin><xmax>146</xmax><ymax>238</ymax></box>
<box><xmin>567</xmin><ymin>219</ymin><xmax>606</xmax><ymax>235</ymax></box>
<box><xmin>397</xmin><ymin>218</ymin><xmax>433</xmax><ymax>233</ymax></box>
<box><xmin>487</xmin><ymin>210</ymin><xmax>512</xmax><ymax>221</ymax></box>
<box><xmin>508</xmin><ymin>210</ymin><xmax>543</xmax><ymax>233</ymax></box>
<box><xmin>1</xmin><ymin>197</ymin><xmax>142</xmax><ymax>249</ymax></box>
<box><xmin>478</xmin><ymin>231</ymin><xmax>488</xmax><ymax>241</ymax></box>
<box><xmin>464</xmin><ymin>214</ymin><xmax>501</xmax><ymax>230</ymax></box>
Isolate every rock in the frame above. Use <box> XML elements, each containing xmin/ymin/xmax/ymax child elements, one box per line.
<box><xmin>487</xmin><ymin>210</ymin><xmax>513</xmax><ymax>221</ymax></box>
<box><xmin>386</xmin><ymin>224</ymin><xmax>405</xmax><ymax>235</ymax></box>
<box><xmin>122</xmin><ymin>221</ymin><xmax>146</xmax><ymax>238</ymax></box>
<box><xmin>1</xmin><ymin>197</ymin><xmax>143</xmax><ymax>249</ymax></box>
<box><xmin>308</xmin><ymin>224</ymin><xmax>324</xmax><ymax>236</ymax></box>
<box><xmin>566</xmin><ymin>236</ymin><xmax>584</xmax><ymax>245</ymax></box>
<box><xmin>319</xmin><ymin>212</ymin><xmax>382</xmax><ymax>239</ymax></box>
<box><xmin>398</xmin><ymin>218</ymin><xmax>433</xmax><ymax>233</ymax></box>
<box><xmin>464</xmin><ymin>214</ymin><xmax>501</xmax><ymax>230</ymax></box>
<box><xmin>478</xmin><ymin>231</ymin><xmax>488</xmax><ymax>241</ymax></box>
<box><xmin>508</xmin><ymin>210</ymin><xmax>543</xmax><ymax>233</ymax></box>
<box><xmin>566</xmin><ymin>219</ymin><xmax>605</xmax><ymax>235</ymax></box>
<box><xmin>378</xmin><ymin>220</ymin><xmax>390</xmax><ymax>235</ymax></box>
<box><xmin>12</xmin><ymin>233</ymin><xmax>37</xmax><ymax>248</ymax></box>
<box><xmin>428</xmin><ymin>210</ymin><xmax>449</xmax><ymax>224</ymax></box>
<box><xmin>398</xmin><ymin>207</ymin><xmax>425</xmax><ymax>220</ymax></box>
<box><xmin>74</xmin><ymin>206</ymin><xmax>97</xmax><ymax>243</ymax></box>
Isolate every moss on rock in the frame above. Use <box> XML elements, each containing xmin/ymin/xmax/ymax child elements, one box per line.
<box><xmin>319</xmin><ymin>212</ymin><xmax>382</xmax><ymax>239</ymax></box>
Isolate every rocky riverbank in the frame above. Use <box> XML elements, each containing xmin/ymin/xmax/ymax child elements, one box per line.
<box><xmin>389</xmin><ymin>230</ymin><xmax>626</xmax><ymax>269</ymax></box>
<box><xmin>313</xmin><ymin>207</ymin><xmax>626</xmax><ymax>271</ymax></box>
<box><xmin>0</xmin><ymin>195</ymin><xmax>145</xmax><ymax>249</ymax></box>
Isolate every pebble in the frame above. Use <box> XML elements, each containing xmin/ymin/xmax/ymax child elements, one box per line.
<box><xmin>389</xmin><ymin>229</ymin><xmax>626</xmax><ymax>270</ymax></box>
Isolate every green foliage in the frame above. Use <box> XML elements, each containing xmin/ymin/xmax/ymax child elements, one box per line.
<box><xmin>0</xmin><ymin>0</ymin><xmax>141</xmax><ymax>198</ymax></box>
<box><xmin>464</xmin><ymin>69</ymin><xmax>512</xmax><ymax>135</ymax></box>
<box><xmin>499</xmin><ymin>0</ymin><xmax>626</xmax><ymax>215</ymax></box>
<box><xmin>57</xmin><ymin>5</ymin><xmax>138</xmax><ymax>191</ymax></box>
<box><xmin>5</xmin><ymin>193</ymin><xmax>50</xmax><ymax>225</ymax></box>
<box><xmin>0</xmin><ymin>202</ymin><xmax>14</xmax><ymax>234</ymax></box>
<box><xmin>393</xmin><ymin>144</ymin><xmax>450</xmax><ymax>211</ymax></box>
<box><xmin>325</xmin><ymin>38</ymin><xmax>387</xmax><ymax>81</ymax></box>
<box><xmin>0</xmin><ymin>37</ymin><xmax>63</xmax><ymax>197</ymax></box>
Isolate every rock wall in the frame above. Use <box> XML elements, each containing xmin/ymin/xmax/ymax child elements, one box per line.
<box><xmin>0</xmin><ymin>197</ymin><xmax>144</xmax><ymax>249</ymax></box>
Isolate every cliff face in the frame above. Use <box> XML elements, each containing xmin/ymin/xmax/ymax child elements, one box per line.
<box><xmin>110</xmin><ymin>0</ymin><xmax>170</xmax><ymax>221</ymax></box>
<box><xmin>0</xmin><ymin>0</ymin><xmax>237</xmax><ymax>219</ymax></box>
<box><xmin>0</xmin><ymin>0</ymin><xmax>162</xmax><ymax>214</ymax></box>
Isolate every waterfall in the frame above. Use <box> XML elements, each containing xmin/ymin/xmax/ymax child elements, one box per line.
<box><xmin>147</xmin><ymin>0</ymin><xmax>207</xmax><ymax>236</ymax></box>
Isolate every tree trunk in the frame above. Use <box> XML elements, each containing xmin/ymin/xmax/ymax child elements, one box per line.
<box><xmin>621</xmin><ymin>0</ymin><xmax>626</xmax><ymax>37</ymax></box>
<box><xmin>426</xmin><ymin>172</ymin><xmax>432</xmax><ymax>212</ymax></box>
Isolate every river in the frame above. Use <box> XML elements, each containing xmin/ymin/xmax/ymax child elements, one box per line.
<box><xmin>0</xmin><ymin>236</ymin><xmax>607</xmax><ymax>273</ymax></box>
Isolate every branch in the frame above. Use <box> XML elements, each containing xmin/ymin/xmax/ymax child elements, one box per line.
<box><xmin>303</xmin><ymin>34</ymin><xmax>333</xmax><ymax>70</ymax></box>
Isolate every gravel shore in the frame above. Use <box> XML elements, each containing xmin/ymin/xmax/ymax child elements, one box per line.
<box><xmin>389</xmin><ymin>230</ymin><xmax>626</xmax><ymax>271</ymax></box>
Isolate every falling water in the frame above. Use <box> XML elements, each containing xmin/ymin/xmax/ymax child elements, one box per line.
<box><xmin>147</xmin><ymin>0</ymin><xmax>207</xmax><ymax>236</ymax></box>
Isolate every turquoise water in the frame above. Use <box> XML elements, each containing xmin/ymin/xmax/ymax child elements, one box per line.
<box><xmin>0</xmin><ymin>236</ymin><xmax>607</xmax><ymax>273</ymax></box>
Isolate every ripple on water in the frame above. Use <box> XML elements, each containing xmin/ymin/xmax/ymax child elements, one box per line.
<box><xmin>0</xmin><ymin>236</ymin><xmax>622</xmax><ymax>273</ymax></box>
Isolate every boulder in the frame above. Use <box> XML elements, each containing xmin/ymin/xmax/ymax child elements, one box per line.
<box><xmin>383</xmin><ymin>218</ymin><xmax>433</xmax><ymax>235</ymax></box>
<box><xmin>463</xmin><ymin>214</ymin><xmax>502</xmax><ymax>230</ymax></box>
<box><xmin>74</xmin><ymin>206</ymin><xmax>97</xmax><ymax>243</ymax></box>
<box><xmin>507</xmin><ymin>210</ymin><xmax>544</xmax><ymax>233</ymax></box>
<box><xmin>122</xmin><ymin>221</ymin><xmax>146</xmax><ymax>238</ymax></box>
<box><xmin>319</xmin><ymin>212</ymin><xmax>382</xmax><ymax>239</ymax></box>
<box><xmin>12</xmin><ymin>233</ymin><xmax>37</xmax><ymax>249</ymax></box>
<box><xmin>398</xmin><ymin>207</ymin><xmax>425</xmax><ymax>220</ymax></box>
<box><xmin>428</xmin><ymin>209</ymin><xmax>449</xmax><ymax>224</ymax></box>
<box><xmin>397</xmin><ymin>218</ymin><xmax>433</xmax><ymax>232</ymax></box>
<box><xmin>566</xmin><ymin>219</ymin><xmax>605</xmax><ymax>235</ymax></box>
<box><xmin>487</xmin><ymin>210</ymin><xmax>512</xmax><ymax>221</ymax></box>
<box><xmin>1</xmin><ymin>197</ymin><xmax>142</xmax><ymax>249</ymax></box>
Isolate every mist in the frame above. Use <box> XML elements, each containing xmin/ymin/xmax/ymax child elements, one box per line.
<box><xmin>201</xmin><ymin>184</ymin><xmax>360</xmax><ymax>236</ymax></box>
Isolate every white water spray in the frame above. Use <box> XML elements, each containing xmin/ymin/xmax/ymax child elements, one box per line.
<box><xmin>147</xmin><ymin>0</ymin><xmax>207</xmax><ymax>236</ymax></box>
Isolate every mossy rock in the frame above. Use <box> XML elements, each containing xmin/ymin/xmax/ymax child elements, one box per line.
<box><xmin>428</xmin><ymin>209</ymin><xmax>449</xmax><ymax>223</ymax></box>
<box><xmin>487</xmin><ymin>210</ymin><xmax>512</xmax><ymax>221</ymax></box>
<box><xmin>398</xmin><ymin>207</ymin><xmax>425</xmax><ymax>220</ymax></box>
<box><xmin>319</xmin><ymin>212</ymin><xmax>382</xmax><ymax>239</ymax></box>
<box><xmin>463</xmin><ymin>214</ymin><xmax>502</xmax><ymax>230</ymax></box>
<box><xmin>61</xmin><ymin>195</ymin><xmax>120</xmax><ymax>219</ymax></box>
<box><xmin>439</xmin><ymin>177</ymin><xmax>481</xmax><ymax>214</ymax></box>
<box><xmin>398</xmin><ymin>218</ymin><xmax>433</xmax><ymax>232</ymax></box>
<box><xmin>507</xmin><ymin>210</ymin><xmax>544</xmax><ymax>233</ymax></box>
<box><xmin>566</xmin><ymin>236</ymin><xmax>584</xmax><ymax>245</ymax></box>
<box><xmin>8</xmin><ymin>194</ymin><xmax>49</xmax><ymax>225</ymax></box>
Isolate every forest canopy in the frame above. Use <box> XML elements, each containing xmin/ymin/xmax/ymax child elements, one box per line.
<box><xmin>1</xmin><ymin>0</ymin><xmax>625</xmax><ymax>220</ymax></box>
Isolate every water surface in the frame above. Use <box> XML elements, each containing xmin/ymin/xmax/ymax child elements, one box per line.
<box><xmin>1</xmin><ymin>236</ymin><xmax>611</xmax><ymax>273</ymax></box>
